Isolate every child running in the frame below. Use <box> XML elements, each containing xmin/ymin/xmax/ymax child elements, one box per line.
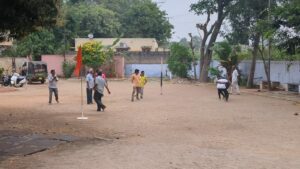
<box><xmin>216</xmin><ymin>76</ymin><xmax>230</xmax><ymax>101</ymax></box>
<box><xmin>131</xmin><ymin>69</ymin><xmax>140</xmax><ymax>102</ymax></box>
<box><xmin>139</xmin><ymin>71</ymin><xmax>148</xmax><ymax>99</ymax></box>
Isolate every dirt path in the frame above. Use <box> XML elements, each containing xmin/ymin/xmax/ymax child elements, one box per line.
<box><xmin>0</xmin><ymin>79</ymin><xmax>299</xmax><ymax>169</ymax></box>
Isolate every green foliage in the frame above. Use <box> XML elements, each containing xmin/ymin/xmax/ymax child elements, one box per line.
<box><xmin>213</xmin><ymin>41</ymin><xmax>250</xmax><ymax>75</ymax></box>
<box><xmin>120</xmin><ymin>0</ymin><xmax>173</xmax><ymax>43</ymax></box>
<box><xmin>167</xmin><ymin>43</ymin><xmax>192</xmax><ymax>78</ymax></box>
<box><xmin>274</xmin><ymin>0</ymin><xmax>300</xmax><ymax>57</ymax></box>
<box><xmin>82</xmin><ymin>41</ymin><xmax>113</xmax><ymax>69</ymax></box>
<box><xmin>178</xmin><ymin>36</ymin><xmax>202</xmax><ymax>57</ymax></box>
<box><xmin>62</xmin><ymin>0</ymin><xmax>172</xmax><ymax>44</ymax></box>
<box><xmin>65</xmin><ymin>3</ymin><xmax>120</xmax><ymax>38</ymax></box>
<box><xmin>208</xmin><ymin>67</ymin><xmax>220</xmax><ymax>77</ymax></box>
<box><xmin>2</xmin><ymin>45</ymin><xmax>18</xmax><ymax>57</ymax></box>
<box><xmin>17</xmin><ymin>30</ymin><xmax>56</xmax><ymax>60</ymax></box>
<box><xmin>62</xmin><ymin>61</ymin><xmax>75</xmax><ymax>78</ymax></box>
<box><xmin>0</xmin><ymin>0</ymin><xmax>61</xmax><ymax>40</ymax></box>
<box><xmin>226</xmin><ymin>0</ymin><xmax>273</xmax><ymax>45</ymax></box>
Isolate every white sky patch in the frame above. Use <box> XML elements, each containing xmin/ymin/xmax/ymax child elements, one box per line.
<box><xmin>152</xmin><ymin>0</ymin><xmax>222</xmax><ymax>42</ymax></box>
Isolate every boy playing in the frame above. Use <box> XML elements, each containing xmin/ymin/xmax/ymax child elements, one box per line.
<box><xmin>139</xmin><ymin>71</ymin><xmax>148</xmax><ymax>99</ymax></box>
<box><xmin>131</xmin><ymin>69</ymin><xmax>140</xmax><ymax>102</ymax></box>
<box><xmin>216</xmin><ymin>76</ymin><xmax>230</xmax><ymax>101</ymax></box>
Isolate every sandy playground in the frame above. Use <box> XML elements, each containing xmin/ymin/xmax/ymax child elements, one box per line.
<box><xmin>0</xmin><ymin>79</ymin><xmax>299</xmax><ymax>169</ymax></box>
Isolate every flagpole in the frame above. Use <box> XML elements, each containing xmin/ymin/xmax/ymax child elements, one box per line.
<box><xmin>77</xmin><ymin>46</ymin><xmax>88</xmax><ymax>120</ymax></box>
<box><xmin>160</xmin><ymin>56</ymin><xmax>163</xmax><ymax>95</ymax></box>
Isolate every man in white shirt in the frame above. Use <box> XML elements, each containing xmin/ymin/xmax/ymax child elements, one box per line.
<box><xmin>216</xmin><ymin>76</ymin><xmax>229</xmax><ymax>101</ymax></box>
<box><xmin>94</xmin><ymin>70</ymin><xmax>111</xmax><ymax>111</ymax></box>
<box><xmin>86</xmin><ymin>68</ymin><xmax>94</xmax><ymax>104</ymax></box>
<box><xmin>48</xmin><ymin>69</ymin><xmax>59</xmax><ymax>104</ymax></box>
<box><xmin>231</xmin><ymin>66</ymin><xmax>240</xmax><ymax>94</ymax></box>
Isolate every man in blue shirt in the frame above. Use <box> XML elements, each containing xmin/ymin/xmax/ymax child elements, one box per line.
<box><xmin>86</xmin><ymin>68</ymin><xmax>94</xmax><ymax>104</ymax></box>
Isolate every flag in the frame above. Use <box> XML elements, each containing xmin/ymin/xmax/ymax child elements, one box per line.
<box><xmin>74</xmin><ymin>46</ymin><xmax>82</xmax><ymax>77</ymax></box>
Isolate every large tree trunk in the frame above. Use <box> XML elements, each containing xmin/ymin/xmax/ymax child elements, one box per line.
<box><xmin>199</xmin><ymin>37</ymin><xmax>207</xmax><ymax>82</ymax></box>
<box><xmin>189</xmin><ymin>33</ymin><xmax>197</xmax><ymax>80</ymax></box>
<box><xmin>11</xmin><ymin>57</ymin><xmax>16</xmax><ymax>72</ymax></box>
<box><xmin>260</xmin><ymin>36</ymin><xmax>272</xmax><ymax>91</ymax></box>
<box><xmin>200</xmin><ymin>19</ymin><xmax>223</xmax><ymax>82</ymax></box>
<box><xmin>199</xmin><ymin>55</ymin><xmax>210</xmax><ymax>82</ymax></box>
<box><xmin>247</xmin><ymin>33</ymin><xmax>260</xmax><ymax>88</ymax></box>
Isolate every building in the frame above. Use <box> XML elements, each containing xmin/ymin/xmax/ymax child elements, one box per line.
<box><xmin>74</xmin><ymin>38</ymin><xmax>159</xmax><ymax>52</ymax></box>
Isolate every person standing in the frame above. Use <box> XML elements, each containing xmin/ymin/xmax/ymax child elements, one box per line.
<box><xmin>231</xmin><ymin>66</ymin><xmax>240</xmax><ymax>94</ymax></box>
<box><xmin>86</xmin><ymin>68</ymin><xmax>94</xmax><ymax>104</ymax></box>
<box><xmin>139</xmin><ymin>71</ymin><xmax>148</xmax><ymax>99</ymax></box>
<box><xmin>131</xmin><ymin>69</ymin><xmax>140</xmax><ymax>102</ymax></box>
<box><xmin>216</xmin><ymin>76</ymin><xmax>229</xmax><ymax>101</ymax></box>
<box><xmin>48</xmin><ymin>69</ymin><xmax>59</xmax><ymax>104</ymax></box>
<box><xmin>94</xmin><ymin>70</ymin><xmax>110</xmax><ymax>111</ymax></box>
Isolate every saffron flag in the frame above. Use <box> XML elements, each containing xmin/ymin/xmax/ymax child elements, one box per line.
<box><xmin>74</xmin><ymin>46</ymin><xmax>82</xmax><ymax>77</ymax></box>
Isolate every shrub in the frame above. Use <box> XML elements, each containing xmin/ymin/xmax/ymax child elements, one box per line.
<box><xmin>167</xmin><ymin>43</ymin><xmax>192</xmax><ymax>78</ymax></box>
<box><xmin>62</xmin><ymin>61</ymin><xmax>75</xmax><ymax>78</ymax></box>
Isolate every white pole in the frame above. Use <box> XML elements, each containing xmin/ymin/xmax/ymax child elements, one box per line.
<box><xmin>160</xmin><ymin>56</ymin><xmax>163</xmax><ymax>95</ymax></box>
<box><xmin>77</xmin><ymin>69</ymin><xmax>88</xmax><ymax>120</ymax></box>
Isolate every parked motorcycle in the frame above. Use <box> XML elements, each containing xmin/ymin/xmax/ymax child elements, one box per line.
<box><xmin>10</xmin><ymin>73</ymin><xmax>27</xmax><ymax>87</ymax></box>
<box><xmin>2</xmin><ymin>75</ymin><xmax>11</xmax><ymax>86</ymax></box>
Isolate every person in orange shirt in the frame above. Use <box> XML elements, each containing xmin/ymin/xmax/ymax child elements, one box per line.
<box><xmin>131</xmin><ymin>69</ymin><xmax>140</xmax><ymax>102</ymax></box>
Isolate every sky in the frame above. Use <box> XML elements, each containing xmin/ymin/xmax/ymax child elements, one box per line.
<box><xmin>152</xmin><ymin>0</ymin><xmax>209</xmax><ymax>42</ymax></box>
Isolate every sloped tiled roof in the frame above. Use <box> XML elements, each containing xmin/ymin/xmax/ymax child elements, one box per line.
<box><xmin>75</xmin><ymin>38</ymin><xmax>158</xmax><ymax>52</ymax></box>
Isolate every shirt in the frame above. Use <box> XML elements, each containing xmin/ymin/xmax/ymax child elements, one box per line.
<box><xmin>95</xmin><ymin>76</ymin><xmax>107</xmax><ymax>94</ymax></box>
<box><xmin>216</xmin><ymin>79</ymin><xmax>228</xmax><ymax>89</ymax></box>
<box><xmin>131</xmin><ymin>73</ymin><xmax>140</xmax><ymax>87</ymax></box>
<box><xmin>139</xmin><ymin>76</ymin><xmax>147</xmax><ymax>87</ymax></box>
<box><xmin>86</xmin><ymin>73</ymin><xmax>94</xmax><ymax>89</ymax></box>
<box><xmin>232</xmin><ymin>69</ymin><xmax>239</xmax><ymax>82</ymax></box>
<box><xmin>48</xmin><ymin>74</ymin><xmax>58</xmax><ymax>88</ymax></box>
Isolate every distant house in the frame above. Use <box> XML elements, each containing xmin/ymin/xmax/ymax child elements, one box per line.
<box><xmin>74</xmin><ymin>38</ymin><xmax>159</xmax><ymax>52</ymax></box>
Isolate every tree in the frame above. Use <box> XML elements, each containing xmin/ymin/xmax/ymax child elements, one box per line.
<box><xmin>82</xmin><ymin>41</ymin><xmax>113</xmax><ymax>70</ymax></box>
<box><xmin>167</xmin><ymin>43</ymin><xmax>192</xmax><ymax>78</ymax></box>
<box><xmin>179</xmin><ymin>36</ymin><xmax>202</xmax><ymax>52</ymax></box>
<box><xmin>226</xmin><ymin>0</ymin><xmax>274</xmax><ymax>88</ymax></box>
<box><xmin>188</xmin><ymin>33</ymin><xmax>198</xmax><ymax>80</ymax></box>
<box><xmin>120</xmin><ymin>0</ymin><xmax>173</xmax><ymax>44</ymax></box>
<box><xmin>15</xmin><ymin>30</ymin><xmax>56</xmax><ymax>60</ymax></box>
<box><xmin>274</xmin><ymin>0</ymin><xmax>300</xmax><ymax>58</ymax></box>
<box><xmin>0</xmin><ymin>0</ymin><xmax>61</xmax><ymax>40</ymax></box>
<box><xmin>63</xmin><ymin>0</ymin><xmax>173</xmax><ymax>44</ymax></box>
<box><xmin>191</xmin><ymin>0</ymin><xmax>235</xmax><ymax>82</ymax></box>
<box><xmin>213</xmin><ymin>41</ymin><xmax>248</xmax><ymax>78</ymax></box>
<box><xmin>65</xmin><ymin>3</ymin><xmax>120</xmax><ymax>38</ymax></box>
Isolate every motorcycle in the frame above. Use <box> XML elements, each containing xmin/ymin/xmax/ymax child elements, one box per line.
<box><xmin>2</xmin><ymin>75</ymin><xmax>11</xmax><ymax>86</ymax></box>
<box><xmin>10</xmin><ymin>73</ymin><xmax>27</xmax><ymax>87</ymax></box>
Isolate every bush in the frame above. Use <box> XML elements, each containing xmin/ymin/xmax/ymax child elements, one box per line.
<box><xmin>62</xmin><ymin>61</ymin><xmax>75</xmax><ymax>78</ymax></box>
<box><xmin>167</xmin><ymin>43</ymin><xmax>192</xmax><ymax>78</ymax></box>
<box><xmin>82</xmin><ymin>41</ymin><xmax>113</xmax><ymax>70</ymax></box>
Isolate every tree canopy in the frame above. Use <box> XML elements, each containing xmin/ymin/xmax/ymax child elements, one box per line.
<box><xmin>0</xmin><ymin>0</ymin><xmax>61</xmax><ymax>40</ymax></box>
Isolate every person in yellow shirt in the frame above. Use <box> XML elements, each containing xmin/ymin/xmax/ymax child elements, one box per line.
<box><xmin>139</xmin><ymin>71</ymin><xmax>148</xmax><ymax>99</ymax></box>
<box><xmin>131</xmin><ymin>69</ymin><xmax>140</xmax><ymax>102</ymax></box>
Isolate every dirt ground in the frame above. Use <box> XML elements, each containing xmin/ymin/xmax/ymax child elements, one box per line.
<box><xmin>0</xmin><ymin>79</ymin><xmax>300</xmax><ymax>169</ymax></box>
